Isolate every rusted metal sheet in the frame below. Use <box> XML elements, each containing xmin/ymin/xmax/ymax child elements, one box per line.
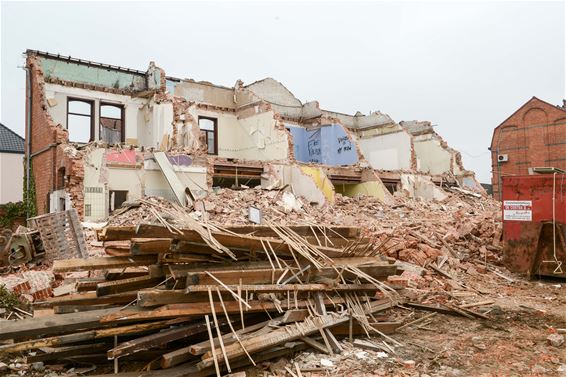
<box><xmin>502</xmin><ymin>175</ymin><xmax>566</xmax><ymax>278</ymax></box>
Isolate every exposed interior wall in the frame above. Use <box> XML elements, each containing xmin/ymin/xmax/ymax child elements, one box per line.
<box><xmin>400</xmin><ymin>174</ymin><xmax>448</xmax><ymax>201</ymax></box>
<box><xmin>174</xmin><ymin>81</ymin><xmax>235</xmax><ymax>109</ymax></box>
<box><xmin>412</xmin><ymin>135</ymin><xmax>452</xmax><ymax>175</ymax></box>
<box><xmin>245</xmin><ymin>79</ymin><xmax>301</xmax><ymax>108</ymax></box>
<box><xmin>0</xmin><ymin>152</ymin><xmax>24</xmax><ymax>203</ymax></box>
<box><xmin>286</xmin><ymin>124</ymin><xmax>358</xmax><ymax>166</ymax></box>
<box><xmin>321</xmin><ymin>110</ymin><xmax>395</xmax><ymax>130</ymax></box>
<box><xmin>268</xmin><ymin>164</ymin><xmax>332</xmax><ymax>206</ymax></box>
<box><xmin>82</xmin><ymin>148</ymin><xmax>207</xmax><ymax>221</ymax></box>
<box><xmin>145</xmin><ymin>102</ymin><xmax>174</xmax><ymax>149</ymax></box>
<box><xmin>43</xmin><ymin>83</ymin><xmax>175</xmax><ymax>149</ymax></box>
<box><xmin>355</xmin><ymin>128</ymin><xmax>412</xmax><ymax>171</ymax></box>
<box><xmin>39</xmin><ymin>56</ymin><xmax>148</xmax><ymax>91</ymax></box>
<box><xmin>185</xmin><ymin>106</ymin><xmax>289</xmax><ymax>161</ymax></box>
<box><xmin>298</xmin><ymin>166</ymin><xmax>335</xmax><ymax>204</ymax></box>
<box><xmin>334</xmin><ymin>182</ymin><xmax>388</xmax><ymax>201</ymax></box>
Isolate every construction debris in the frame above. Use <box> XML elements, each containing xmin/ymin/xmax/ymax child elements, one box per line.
<box><xmin>2</xmin><ymin>189</ymin><xmax>566</xmax><ymax>376</ymax></box>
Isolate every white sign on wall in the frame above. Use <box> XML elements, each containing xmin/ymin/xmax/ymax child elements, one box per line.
<box><xmin>503</xmin><ymin>200</ymin><xmax>532</xmax><ymax>221</ymax></box>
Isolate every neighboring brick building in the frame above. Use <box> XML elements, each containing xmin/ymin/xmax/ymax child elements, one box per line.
<box><xmin>490</xmin><ymin>97</ymin><xmax>566</xmax><ymax>200</ymax></box>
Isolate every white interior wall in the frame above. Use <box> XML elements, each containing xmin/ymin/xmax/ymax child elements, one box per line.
<box><xmin>189</xmin><ymin>108</ymin><xmax>288</xmax><ymax>161</ymax></box>
<box><xmin>175</xmin><ymin>82</ymin><xmax>235</xmax><ymax>108</ymax></box>
<box><xmin>357</xmin><ymin>131</ymin><xmax>412</xmax><ymax>170</ymax></box>
<box><xmin>413</xmin><ymin>135</ymin><xmax>452</xmax><ymax>175</ymax></box>
<box><xmin>44</xmin><ymin>83</ymin><xmax>148</xmax><ymax>142</ymax></box>
<box><xmin>400</xmin><ymin>174</ymin><xmax>447</xmax><ymax>201</ymax></box>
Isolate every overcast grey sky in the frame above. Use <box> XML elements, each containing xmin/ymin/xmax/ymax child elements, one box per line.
<box><xmin>1</xmin><ymin>1</ymin><xmax>564</xmax><ymax>183</ymax></box>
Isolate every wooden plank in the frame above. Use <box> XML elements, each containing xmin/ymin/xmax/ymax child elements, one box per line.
<box><xmin>0</xmin><ymin>308</ymin><xmax>118</xmax><ymax>341</ymax></box>
<box><xmin>185</xmin><ymin>283</ymin><xmax>378</xmax><ymax>294</ymax></box>
<box><xmin>161</xmin><ymin>319</ymin><xmax>278</xmax><ymax>368</ymax></box>
<box><xmin>96</xmin><ymin>275</ymin><xmax>162</xmax><ymax>297</ymax></box>
<box><xmin>186</xmin><ymin>269</ymin><xmax>285</xmax><ymax>286</ymax></box>
<box><xmin>131</xmin><ymin>238</ymin><xmax>172</xmax><ymax>255</ymax></box>
<box><xmin>103</xmin><ymin>240</ymin><xmax>131</xmax><ymax>252</ymax></box>
<box><xmin>198</xmin><ymin>299</ymin><xmax>394</xmax><ymax>369</ymax></box>
<box><xmin>105</xmin><ymin>268</ymin><xmax>151</xmax><ymax>280</ymax></box>
<box><xmin>99</xmin><ymin>226</ymin><xmax>137</xmax><ymax>241</ymax></box>
<box><xmin>98</xmin><ymin>225</ymin><xmax>359</xmax><ymax>242</ymax></box>
<box><xmin>0</xmin><ymin>320</ymin><xmax>174</xmax><ymax>354</ymax></box>
<box><xmin>282</xmin><ymin>309</ymin><xmax>309</xmax><ymax>324</ymax></box>
<box><xmin>300</xmin><ymin>337</ymin><xmax>329</xmax><ymax>354</ymax></box>
<box><xmin>330</xmin><ymin>321</ymin><xmax>401</xmax><ymax>336</ymax></box>
<box><xmin>76</xmin><ymin>278</ymin><xmax>106</xmax><ymax>292</ymax></box>
<box><xmin>53</xmin><ymin>256</ymin><xmax>157</xmax><ymax>273</ymax></box>
<box><xmin>169</xmin><ymin>261</ymin><xmax>272</xmax><ymax>276</ymax></box>
<box><xmin>225</xmin><ymin>225</ymin><xmax>359</xmax><ymax>239</ymax></box>
<box><xmin>107</xmin><ymin>319</ymin><xmax>230</xmax><ymax>359</ymax></box>
<box><xmin>183</xmin><ymin>263</ymin><xmax>396</xmax><ymax>287</ymax></box>
<box><xmin>130</xmin><ymin>224</ymin><xmax>347</xmax><ymax>258</ymax></box>
<box><xmin>34</xmin><ymin>292</ymin><xmax>137</xmax><ymax>308</ymax></box>
<box><xmin>101</xmin><ymin>297</ymin><xmax>347</xmax><ymax>323</ymax></box>
<box><xmin>187</xmin><ymin>319</ymin><xmax>273</xmax><ymax>357</ymax></box>
<box><xmin>54</xmin><ymin>304</ymin><xmax>114</xmax><ymax>314</ymax></box>
<box><xmin>90</xmin><ymin>343</ymin><xmax>309</xmax><ymax>377</ymax></box>
<box><xmin>137</xmin><ymin>289</ymin><xmax>240</xmax><ymax>307</ymax></box>
<box><xmin>352</xmin><ymin>339</ymin><xmax>389</xmax><ymax>352</ymax></box>
<box><xmin>25</xmin><ymin>343</ymin><xmax>108</xmax><ymax>363</ymax></box>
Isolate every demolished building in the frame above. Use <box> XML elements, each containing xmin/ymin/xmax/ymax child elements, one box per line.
<box><xmin>24</xmin><ymin>50</ymin><xmax>483</xmax><ymax>221</ymax></box>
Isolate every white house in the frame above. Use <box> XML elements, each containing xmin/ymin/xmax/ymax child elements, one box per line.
<box><xmin>0</xmin><ymin>123</ymin><xmax>24</xmax><ymax>203</ymax></box>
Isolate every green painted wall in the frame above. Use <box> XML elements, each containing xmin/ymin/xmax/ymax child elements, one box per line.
<box><xmin>40</xmin><ymin>57</ymin><xmax>147</xmax><ymax>91</ymax></box>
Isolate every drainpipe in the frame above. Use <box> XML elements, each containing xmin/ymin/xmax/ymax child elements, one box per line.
<box><xmin>23</xmin><ymin>66</ymin><xmax>32</xmax><ymax>219</ymax></box>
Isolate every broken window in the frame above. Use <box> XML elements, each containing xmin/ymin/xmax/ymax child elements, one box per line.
<box><xmin>198</xmin><ymin>117</ymin><xmax>218</xmax><ymax>155</ymax></box>
<box><xmin>100</xmin><ymin>103</ymin><xmax>124</xmax><ymax>144</ymax></box>
<box><xmin>109</xmin><ymin>190</ymin><xmax>128</xmax><ymax>213</ymax></box>
<box><xmin>67</xmin><ymin>99</ymin><xmax>94</xmax><ymax>143</ymax></box>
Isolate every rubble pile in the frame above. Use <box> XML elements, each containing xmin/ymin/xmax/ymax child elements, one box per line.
<box><xmin>108</xmin><ymin>188</ymin><xmax>503</xmax><ymax>269</ymax></box>
<box><xmin>0</xmin><ymin>189</ymin><xmax>513</xmax><ymax>376</ymax></box>
<box><xmin>0</xmin><ymin>208</ymin><xmax>415</xmax><ymax>376</ymax></box>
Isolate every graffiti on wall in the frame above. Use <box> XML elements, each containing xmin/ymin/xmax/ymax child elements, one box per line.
<box><xmin>287</xmin><ymin>124</ymin><xmax>358</xmax><ymax>166</ymax></box>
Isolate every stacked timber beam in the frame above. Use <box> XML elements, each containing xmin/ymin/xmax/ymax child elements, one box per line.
<box><xmin>0</xmin><ymin>217</ymin><xmax>404</xmax><ymax>376</ymax></box>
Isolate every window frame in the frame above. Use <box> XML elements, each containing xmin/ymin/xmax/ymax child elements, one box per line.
<box><xmin>66</xmin><ymin>97</ymin><xmax>95</xmax><ymax>143</ymax></box>
<box><xmin>198</xmin><ymin>116</ymin><xmax>218</xmax><ymax>155</ymax></box>
<box><xmin>99</xmin><ymin>102</ymin><xmax>126</xmax><ymax>143</ymax></box>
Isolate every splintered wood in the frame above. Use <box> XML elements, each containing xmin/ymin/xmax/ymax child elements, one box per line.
<box><xmin>0</xmin><ymin>219</ymin><xmax>409</xmax><ymax>376</ymax></box>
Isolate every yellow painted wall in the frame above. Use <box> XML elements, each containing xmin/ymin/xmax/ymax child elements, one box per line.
<box><xmin>334</xmin><ymin>181</ymin><xmax>388</xmax><ymax>201</ymax></box>
<box><xmin>299</xmin><ymin>166</ymin><xmax>335</xmax><ymax>203</ymax></box>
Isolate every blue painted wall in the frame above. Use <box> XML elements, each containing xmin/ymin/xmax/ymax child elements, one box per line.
<box><xmin>287</xmin><ymin>124</ymin><xmax>358</xmax><ymax>166</ymax></box>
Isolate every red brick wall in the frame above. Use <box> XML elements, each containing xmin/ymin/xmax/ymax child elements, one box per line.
<box><xmin>26</xmin><ymin>56</ymin><xmax>70</xmax><ymax>216</ymax></box>
<box><xmin>490</xmin><ymin>97</ymin><xmax>566</xmax><ymax>199</ymax></box>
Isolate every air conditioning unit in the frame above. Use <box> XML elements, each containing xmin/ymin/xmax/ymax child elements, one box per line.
<box><xmin>498</xmin><ymin>154</ymin><xmax>509</xmax><ymax>162</ymax></box>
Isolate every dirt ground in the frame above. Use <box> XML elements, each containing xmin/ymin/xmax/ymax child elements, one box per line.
<box><xmin>256</xmin><ymin>270</ymin><xmax>566</xmax><ymax>377</ymax></box>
